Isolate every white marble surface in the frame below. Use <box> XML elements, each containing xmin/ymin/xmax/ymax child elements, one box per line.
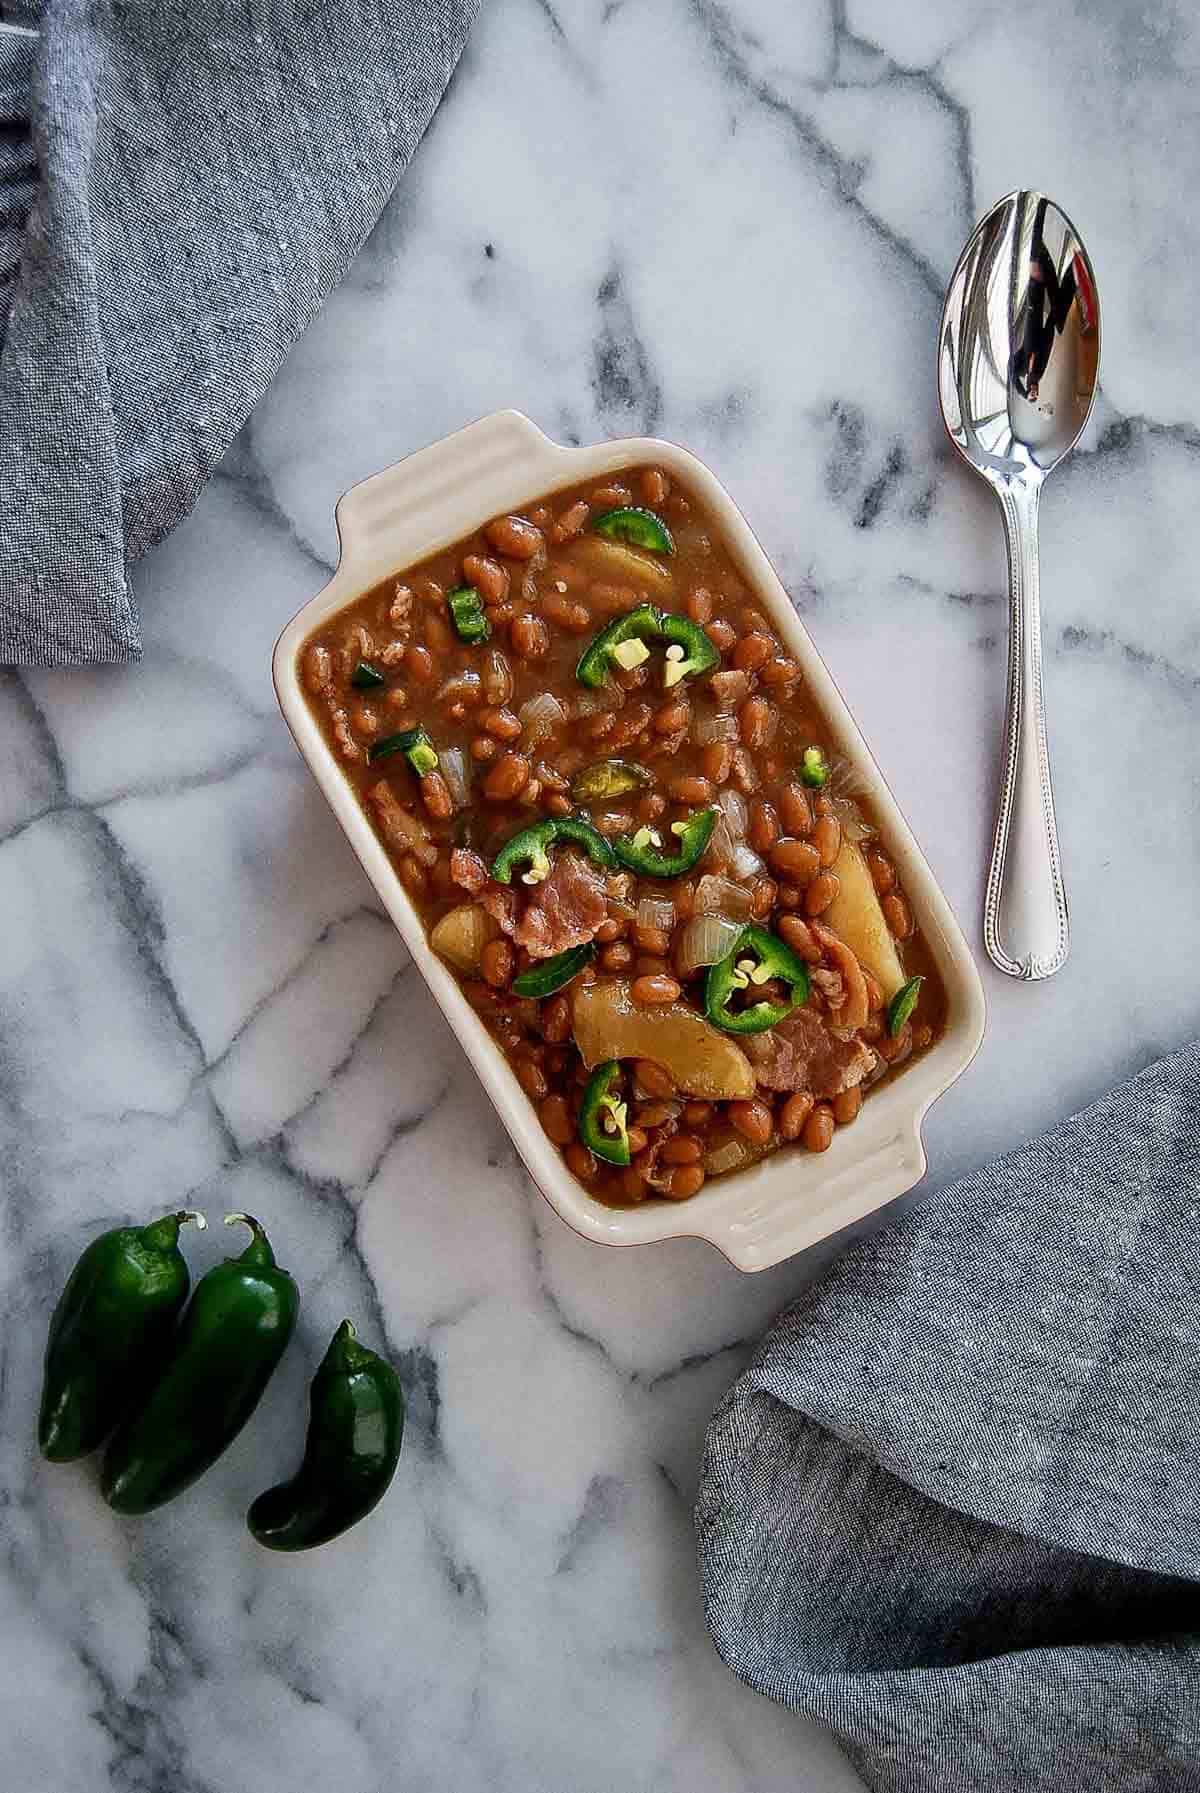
<box><xmin>3</xmin><ymin>2</ymin><xmax>1199</xmax><ymax>1788</ymax></box>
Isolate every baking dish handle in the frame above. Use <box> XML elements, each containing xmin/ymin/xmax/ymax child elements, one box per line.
<box><xmin>333</xmin><ymin>411</ymin><xmax>570</xmax><ymax>581</ymax></box>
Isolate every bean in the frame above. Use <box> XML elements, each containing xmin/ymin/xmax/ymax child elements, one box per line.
<box><xmin>485</xmin><ymin>515</ymin><xmax>544</xmax><ymax>560</ymax></box>
<box><xmin>813</xmin><ymin>814</ymin><xmax>842</xmax><ymax>868</ymax></box>
<box><xmin>595</xmin><ymin>918</ymin><xmax>624</xmax><ymax>943</ymax></box>
<box><xmin>590</xmin><ymin>483</ymin><xmax>631</xmax><ymax>509</ymax></box>
<box><xmin>539</xmin><ymin>1094</ymin><xmax>574</xmax><ymax>1145</ymax></box>
<box><xmin>779</xmin><ymin>783</ymin><xmax>813</xmax><ymax>835</ymax></box>
<box><xmin>483</xmin><ymin>752</ymin><xmax>531</xmax><ymax>800</ymax></box>
<box><xmin>759</xmin><ymin>655</ymin><xmax>800</xmax><ymax>688</ymax></box>
<box><xmin>866</xmin><ymin>846</ymin><xmax>895</xmax><ymax>894</ymax></box>
<box><xmin>541</xmin><ymin>995</ymin><xmax>571</xmax><ymax>1043</ymax></box>
<box><xmin>352</xmin><ymin>702</ymin><xmax>381</xmax><ymax>737</ymax></box>
<box><xmin>661</xmin><ymin>1134</ymin><xmax>703</xmax><ymax>1165</ymax></box>
<box><xmin>389</xmin><ymin>584</ymin><xmax>414</xmax><ymax>628</ymax></box>
<box><xmin>804</xmin><ymin>870</ymin><xmax>840</xmax><ymax>917</ymax></box>
<box><xmin>462</xmin><ymin>554</ymin><xmax>509</xmax><ymax>603</ymax></box>
<box><xmin>632</xmin><ymin>974</ymin><xmax>681</xmax><ymax>1006</ymax></box>
<box><xmin>470</xmin><ymin>735</ymin><xmax>498</xmax><ymax>763</ymax></box>
<box><xmin>425</xmin><ymin>612</ymin><xmax>454</xmax><ymax>657</ymax></box>
<box><xmin>634</xmin><ymin>1059</ymin><xmax>676</xmax><ymax>1098</ymax></box>
<box><xmin>779</xmin><ymin>1091</ymin><xmax>815</xmax><ymax>1140</ymax></box>
<box><xmin>729</xmin><ymin>1099</ymin><xmax>773</xmax><ymax>1146</ymax></box>
<box><xmin>417</xmin><ymin>577</ymin><xmax>444</xmax><ymax>605</ymax></box>
<box><xmin>511</xmin><ymin>613</ymin><xmax>550</xmax><ymax>658</ymax></box>
<box><xmin>601</xmin><ymin>942</ymin><xmax>634</xmax><ymax>972</ymax></box>
<box><xmin>398</xmin><ymin>856</ymin><xmax>427</xmax><ymax>898</ymax></box>
<box><xmin>750</xmin><ymin>877</ymin><xmax>777</xmax><ymax>919</ymax></box>
<box><xmin>620</xmin><ymin>1167</ymin><xmax>648</xmax><ymax>1203</ymax></box>
<box><xmin>654</xmin><ymin>699</ymin><xmax>691</xmax><ymax>736</ymax></box>
<box><xmin>486</xmin><ymin>602</ymin><xmax>516</xmax><ymax>626</ymax></box>
<box><xmin>669</xmin><ymin>774</ymin><xmax>714</xmax><ymax>806</ymax></box>
<box><xmin>700</xmin><ymin>742</ymin><xmax>733</xmax><ymax>784</ymax></box>
<box><xmin>384</xmin><ymin>686</ymin><xmax>409</xmax><ymax>712</ymax></box>
<box><xmin>861</xmin><ymin>1017</ymin><xmax>884</xmax><ymax>1044</ymax></box>
<box><xmin>833</xmin><ymin>1087</ymin><xmax>862</xmax><ymax>1126</ymax></box>
<box><xmin>420</xmin><ymin>770</ymin><xmax>453</xmax><ymax>820</ymax></box>
<box><xmin>478</xmin><ymin>939</ymin><xmax>512</xmax><ymax>990</ymax></box>
<box><xmin>705</xmin><ymin>618</ymin><xmax>737</xmax><ymax>653</ymax></box>
<box><xmin>637</xmin><ymin>791</ymin><xmax>667</xmax><ymax>823</ymax></box>
<box><xmin>863</xmin><ymin>971</ymin><xmax>884</xmax><ymax>1012</ymax></box>
<box><xmin>913</xmin><ymin>1023</ymin><xmax>934</xmax><ymax>1051</ymax></box>
<box><xmin>878</xmin><ymin>1024</ymin><xmax>911</xmax><ymax>1063</ymax></box>
<box><xmin>882</xmin><ymin>890</ymin><xmax>913</xmax><ymax>939</ymax></box>
<box><xmin>551</xmin><ymin>499</ymin><xmax>591</xmax><ymax>544</ymax></box>
<box><xmin>529</xmin><ymin>504</ymin><xmax>552</xmax><ymax>529</ymax></box>
<box><xmin>661</xmin><ymin>1164</ymin><xmax>705</xmax><ymax>1200</ymax></box>
<box><xmin>686</xmin><ymin>586</ymin><xmax>714</xmax><ymax>623</ymax></box>
<box><xmin>803</xmin><ymin>1105</ymin><xmax>835</xmax><ymax>1153</ymax></box>
<box><xmin>748</xmin><ymin>799</ymin><xmax>779</xmax><ymax>854</ymax></box>
<box><xmin>770</xmin><ymin>838</ymin><xmax>821</xmax><ymax>884</ymax></box>
<box><xmin>634</xmin><ymin>924</ymin><xmax>671</xmax><ymax>956</ymax></box>
<box><xmin>589</xmin><ymin>582</ymin><xmax>639</xmax><ymax>617</ymax></box>
<box><xmin>482</xmin><ymin>706</ymin><xmax>523</xmax><ymax>740</ymax></box>
<box><xmin>640</xmin><ymin>468</ymin><xmax>669</xmax><ymax>507</ymax></box>
<box><xmin>584</xmin><ymin>711</ymin><xmax>616</xmax><ymax>742</ymax></box>
<box><xmin>564</xmin><ymin>1141</ymin><xmax>597</xmax><ymax>1181</ymax></box>
<box><xmin>593</xmin><ymin>809</ymin><xmax>634</xmax><ymax>836</ymax></box>
<box><xmin>541</xmin><ymin>591</ymin><xmax>592</xmax><ymax>631</ymax></box>
<box><xmin>404</xmin><ymin>643</ymin><xmax>434</xmax><ymax>682</ymax></box>
<box><xmin>732</xmin><ymin>632</ymin><xmax>773</xmax><ymax>673</ymax></box>
<box><xmin>777</xmin><ymin>883</ymin><xmax>801</xmax><ymax>909</ymax></box>
<box><xmin>739</xmin><ymin>696</ymin><xmax>773</xmax><ymax>749</ymax></box>
<box><xmin>618</xmin><ymin>1126</ymin><xmax>645</xmax><ymax>1158</ymax></box>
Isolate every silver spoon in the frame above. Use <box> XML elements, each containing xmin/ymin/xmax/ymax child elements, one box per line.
<box><xmin>937</xmin><ymin>190</ymin><xmax>1100</xmax><ymax>980</ymax></box>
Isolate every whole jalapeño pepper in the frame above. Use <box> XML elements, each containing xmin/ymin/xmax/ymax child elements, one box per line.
<box><xmin>38</xmin><ymin>1210</ymin><xmax>206</xmax><ymax>1462</ymax></box>
<box><xmin>102</xmin><ymin>1214</ymin><xmax>299</xmax><ymax>1516</ymax></box>
<box><xmin>247</xmin><ymin>1321</ymin><xmax>404</xmax><ymax>1552</ymax></box>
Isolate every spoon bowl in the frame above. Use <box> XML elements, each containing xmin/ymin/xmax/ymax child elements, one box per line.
<box><xmin>938</xmin><ymin>191</ymin><xmax>1100</xmax><ymax>979</ymax></box>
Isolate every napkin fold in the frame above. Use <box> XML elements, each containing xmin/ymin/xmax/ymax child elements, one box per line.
<box><xmin>697</xmin><ymin>1039</ymin><xmax>1200</xmax><ymax>1792</ymax></box>
<box><xmin>0</xmin><ymin>0</ymin><xmax>478</xmax><ymax>667</ymax></box>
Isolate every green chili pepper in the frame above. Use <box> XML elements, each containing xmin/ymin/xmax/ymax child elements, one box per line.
<box><xmin>614</xmin><ymin>807</ymin><xmax>717</xmax><ymax>879</ymax></box>
<box><xmin>575</xmin><ymin>603</ymin><xmax>718</xmax><ymax>690</ymax></box>
<box><xmin>368</xmin><ymin>725</ymin><xmax>439</xmax><ymax>775</ymax></box>
<box><xmin>491</xmin><ymin>816</ymin><xmax>616</xmax><ymax>885</ymax></box>
<box><xmin>800</xmin><ymin>746</ymin><xmax>829</xmax><ymax>789</ymax></box>
<box><xmin>38</xmin><ymin>1210</ymin><xmax>206</xmax><ymax>1463</ymax></box>
<box><xmin>247</xmin><ymin>1320</ymin><xmax>404</xmax><ymax>1553</ymax></box>
<box><xmin>705</xmin><ymin>925</ymin><xmax>811</xmax><ymax>1034</ymax></box>
<box><xmin>570</xmin><ymin>758</ymin><xmax>652</xmax><ymax>803</ymax></box>
<box><xmin>101</xmin><ymin>1214</ymin><xmax>299</xmax><ymax>1516</ymax></box>
<box><xmin>350</xmin><ymin>660</ymin><xmax>386</xmax><ymax>689</ymax></box>
<box><xmin>578</xmin><ymin>1060</ymin><xmax>631</xmax><ymax>1166</ymax></box>
<box><xmin>446</xmin><ymin>585</ymin><xmax>491</xmax><ymax>644</ymax></box>
<box><xmin>591</xmin><ymin>506</ymin><xmax>675</xmax><ymax>555</ymax></box>
<box><xmin>888</xmin><ymin>975</ymin><xmax>923</xmax><ymax>1037</ymax></box>
<box><xmin>511</xmin><ymin>943</ymin><xmax>596</xmax><ymax>998</ymax></box>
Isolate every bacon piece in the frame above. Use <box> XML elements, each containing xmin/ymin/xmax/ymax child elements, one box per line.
<box><xmin>450</xmin><ymin>847</ymin><xmax>488</xmax><ymax>894</ymax></box>
<box><xmin>746</xmin><ymin>1007</ymin><xmax>874</xmax><ymax>1098</ymax></box>
<box><xmin>512</xmin><ymin>852</ymin><xmax>608</xmax><ymax>960</ymax></box>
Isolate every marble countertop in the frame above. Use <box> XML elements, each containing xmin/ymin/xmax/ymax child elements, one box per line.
<box><xmin>4</xmin><ymin>3</ymin><xmax>1198</xmax><ymax>1789</ymax></box>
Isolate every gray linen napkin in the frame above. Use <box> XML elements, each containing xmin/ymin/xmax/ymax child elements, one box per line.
<box><xmin>697</xmin><ymin>1038</ymin><xmax>1200</xmax><ymax>1792</ymax></box>
<box><xmin>0</xmin><ymin>0</ymin><xmax>478</xmax><ymax>667</ymax></box>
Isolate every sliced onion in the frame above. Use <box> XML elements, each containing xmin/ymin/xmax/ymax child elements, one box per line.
<box><xmin>730</xmin><ymin>841</ymin><xmax>764</xmax><ymax>881</ymax></box>
<box><xmin>704</xmin><ymin>1135</ymin><xmax>759</xmax><ymax>1177</ymax></box>
<box><xmin>716</xmin><ymin>787</ymin><xmax>747</xmax><ymax>839</ymax></box>
<box><xmin>677</xmin><ymin>912</ymin><xmax>744</xmax><ymax>974</ymax></box>
<box><xmin>637</xmin><ymin>895</ymin><xmax>676</xmax><ymax>932</ymax></box>
<box><xmin>440</xmin><ymin>747</ymin><xmax>469</xmax><ymax>811</ymax></box>
<box><xmin>694</xmin><ymin>874</ymin><xmax>753</xmax><ymax>920</ymax></box>
<box><xmin>518</xmin><ymin>692</ymin><xmax>565</xmax><ymax>745</ymax></box>
<box><xmin>694</xmin><ymin>710</ymin><xmax>738</xmax><ymax>745</ymax></box>
<box><xmin>482</xmin><ymin>646</ymin><xmax>513</xmax><ymax>706</ymax></box>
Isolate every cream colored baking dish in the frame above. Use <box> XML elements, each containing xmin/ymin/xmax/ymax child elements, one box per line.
<box><xmin>273</xmin><ymin>411</ymin><xmax>985</xmax><ymax>1271</ymax></box>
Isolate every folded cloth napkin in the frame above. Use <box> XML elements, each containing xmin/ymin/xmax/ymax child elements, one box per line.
<box><xmin>697</xmin><ymin>1038</ymin><xmax>1200</xmax><ymax>1792</ymax></box>
<box><xmin>0</xmin><ymin>0</ymin><xmax>478</xmax><ymax>667</ymax></box>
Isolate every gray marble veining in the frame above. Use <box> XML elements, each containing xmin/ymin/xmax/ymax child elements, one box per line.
<box><xmin>2</xmin><ymin>3</ymin><xmax>1197</xmax><ymax>1788</ymax></box>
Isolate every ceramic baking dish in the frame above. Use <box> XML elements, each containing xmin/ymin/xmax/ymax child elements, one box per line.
<box><xmin>273</xmin><ymin>410</ymin><xmax>985</xmax><ymax>1271</ymax></box>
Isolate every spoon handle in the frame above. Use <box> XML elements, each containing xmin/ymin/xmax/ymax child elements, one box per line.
<box><xmin>985</xmin><ymin>478</ymin><xmax>1070</xmax><ymax>979</ymax></box>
